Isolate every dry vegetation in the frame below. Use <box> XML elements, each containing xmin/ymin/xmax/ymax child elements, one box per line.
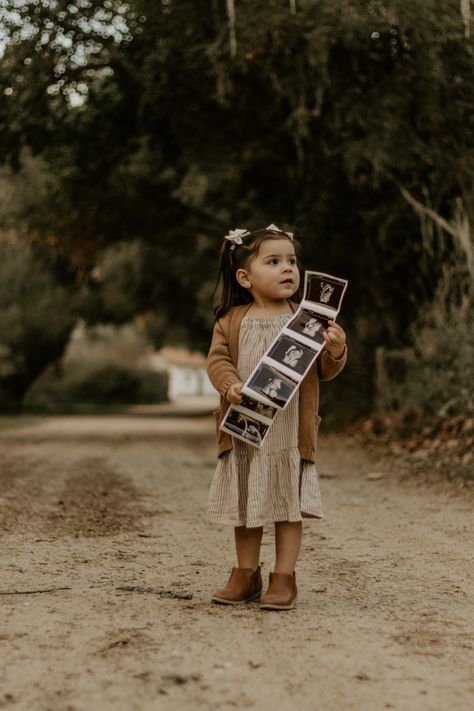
<box><xmin>354</xmin><ymin>411</ymin><xmax>473</xmax><ymax>484</ymax></box>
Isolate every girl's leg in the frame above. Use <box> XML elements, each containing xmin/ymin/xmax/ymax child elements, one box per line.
<box><xmin>274</xmin><ymin>521</ymin><xmax>302</xmax><ymax>573</ymax></box>
<box><xmin>212</xmin><ymin>526</ymin><xmax>263</xmax><ymax>604</ymax></box>
<box><xmin>235</xmin><ymin>525</ymin><xmax>263</xmax><ymax>569</ymax></box>
<box><xmin>260</xmin><ymin>521</ymin><xmax>301</xmax><ymax>609</ymax></box>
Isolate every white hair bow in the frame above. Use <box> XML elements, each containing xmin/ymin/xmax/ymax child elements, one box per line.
<box><xmin>266</xmin><ymin>223</ymin><xmax>294</xmax><ymax>240</ymax></box>
<box><xmin>224</xmin><ymin>224</ymin><xmax>294</xmax><ymax>250</ymax></box>
<box><xmin>224</xmin><ymin>228</ymin><xmax>251</xmax><ymax>249</ymax></box>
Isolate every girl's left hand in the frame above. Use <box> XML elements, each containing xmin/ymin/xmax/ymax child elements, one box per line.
<box><xmin>323</xmin><ymin>320</ymin><xmax>346</xmax><ymax>359</ymax></box>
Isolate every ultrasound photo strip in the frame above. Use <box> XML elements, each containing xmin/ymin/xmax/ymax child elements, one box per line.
<box><xmin>243</xmin><ymin>361</ymin><xmax>299</xmax><ymax>410</ymax></box>
<box><xmin>221</xmin><ymin>407</ymin><xmax>271</xmax><ymax>447</ymax></box>
<box><xmin>265</xmin><ymin>333</ymin><xmax>319</xmax><ymax>382</ymax></box>
<box><xmin>219</xmin><ymin>393</ymin><xmax>276</xmax><ymax>448</ymax></box>
<box><xmin>219</xmin><ymin>270</ymin><xmax>348</xmax><ymax>448</ymax></box>
<box><xmin>240</xmin><ymin>270</ymin><xmax>347</xmax><ymax>410</ymax></box>
<box><xmin>283</xmin><ymin>310</ymin><xmax>330</xmax><ymax>351</ymax></box>
<box><xmin>236</xmin><ymin>394</ymin><xmax>278</xmax><ymax>423</ymax></box>
<box><xmin>302</xmin><ymin>271</ymin><xmax>348</xmax><ymax>318</ymax></box>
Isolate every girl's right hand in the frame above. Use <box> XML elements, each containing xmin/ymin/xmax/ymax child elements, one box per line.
<box><xmin>226</xmin><ymin>382</ymin><xmax>243</xmax><ymax>404</ymax></box>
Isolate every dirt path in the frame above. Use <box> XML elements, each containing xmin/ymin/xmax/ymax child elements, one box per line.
<box><xmin>0</xmin><ymin>414</ymin><xmax>473</xmax><ymax>711</ymax></box>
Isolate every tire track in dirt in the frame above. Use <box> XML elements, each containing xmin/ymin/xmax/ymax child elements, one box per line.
<box><xmin>0</xmin><ymin>415</ymin><xmax>472</xmax><ymax>711</ymax></box>
<box><xmin>1</xmin><ymin>449</ymin><xmax>144</xmax><ymax>537</ymax></box>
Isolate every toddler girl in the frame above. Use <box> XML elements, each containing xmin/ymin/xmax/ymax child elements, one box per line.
<box><xmin>207</xmin><ymin>225</ymin><xmax>347</xmax><ymax>610</ymax></box>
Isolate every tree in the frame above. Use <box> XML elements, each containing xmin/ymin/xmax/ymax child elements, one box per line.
<box><xmin>0</xmin><ymin>1</ymin><xmax>472</xmax><ymax>410</ymax></box>
<box><xmin>0</xmin><ymin>231</ymin><xmax>77</xmax><ymax>406</ymax></box>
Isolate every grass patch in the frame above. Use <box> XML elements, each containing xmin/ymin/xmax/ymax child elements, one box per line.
<box><xmin>0</xmin><ymin>415</ymin><xmax>43</xmax><ymax>431</ymax></box>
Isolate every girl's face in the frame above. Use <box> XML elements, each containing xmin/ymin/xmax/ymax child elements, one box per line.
<box><xmin>236</xmin><ymin>238</ymin><xmax>300</xmax><ymax>305</ymax></box>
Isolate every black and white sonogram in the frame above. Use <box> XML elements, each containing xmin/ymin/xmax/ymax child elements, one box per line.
<box><xmin>267</xmin><ymin>334</ymin><xmax>317</xmax><ymax>376</ymax></box>
<box><xmin>223</xmin><ymin>409</ymin><xmax>269</xmax><ymax>445</ymax></box>
<box><xmin>286</xmin><ymin>309</ymin><xmax>327</xmax><ymax>347</ymax></box>
<box><xmin>247</xmin><ymin>363</ymin><xmax>297</xmax><ymax>408</ymax></box>
<box><xmin>239</xmin><ymin>395</ymin><xmax>277</xmax><ymax>421</ymax></box>
<box><xmin>306</xmin><ymin>273</ymin><xmax>346</xmax><ymax>311</ymax></box>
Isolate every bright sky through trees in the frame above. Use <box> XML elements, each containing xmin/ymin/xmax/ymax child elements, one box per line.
<box><xmin>0</xmin><ymin>0</ymin><xmax>131</xmax><ymax>59</ymax></box>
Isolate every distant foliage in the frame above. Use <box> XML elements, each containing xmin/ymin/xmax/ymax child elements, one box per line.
<box><xmin>0</xmin><ymin>233</ymin><xmax>77</xmax><ymax>407</ymax></box>
<box><xmin>66</xmin><ymin>364</ymin><xmax>168</xmax><ymax>405</ymax></box>
<box><xmin>0</xmin><ymin>1</ymin><xmax>473</xmax><ymax>413</ymax></box>
<box><xmin>392</xmin><ymin>293</ymin><xmax>474</xmax><ymax>417</ymax></box>
<box><xmin>25</xmin><ymin>363</ymin><xmax>168</xmax><ymax>408</ymax></box>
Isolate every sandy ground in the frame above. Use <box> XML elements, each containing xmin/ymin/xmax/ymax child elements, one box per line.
<box><xmin>0</xmin><ymin>411</ymin><xmax>473</xmax><ymax>711</ymax></box>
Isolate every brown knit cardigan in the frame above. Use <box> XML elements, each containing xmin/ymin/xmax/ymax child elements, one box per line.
<box><xmin>207</xmin><ymin>302</ymin><xmax>347</xmax><ymax>462</ymax></box>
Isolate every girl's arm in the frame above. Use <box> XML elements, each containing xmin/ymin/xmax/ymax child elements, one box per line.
<box><xmin>318</xmin><ymin>321</ymin><xmax>347</xmax><ymax>381</ymax></box>
<box><xmin>317</xmin><ymin>344</ymin><xmax>347</xmax><ymax>381</ymax></box>
<box><xmin>207</xmin><ymin>320</ymin><xmax>242</xmax><ymax>398</ymax></box>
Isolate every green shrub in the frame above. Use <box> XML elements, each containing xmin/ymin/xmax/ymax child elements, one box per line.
<box><xmin>67</xmin><ymin>365</ymin><xmax>169</xmax><ymax>405</ymax></box>
<box><xmin>67</xmin><ymin>365</ymin><xmax>141</xmax><ymax>404</ymax></box>
<box><xmin>392</xmin><ymin>302</ymin><xmax>473</xmax><ymax>417</ymax></box>
<box><xmin>0</xmin><ymin>233</ymin><xmax>76</xmax><ymax>407</ymax></box>
<box><xmin>136</xmin><ymin>370</ymin><xmax>169</xmax><ymax>404</ymax></box>
<box><xmin>25</xmin><ymin>363</ymin><xmax>169</xmax><ymax>408</ymax></box>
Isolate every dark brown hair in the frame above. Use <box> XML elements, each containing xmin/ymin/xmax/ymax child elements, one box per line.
<box><xmin>212</xmin><ymin>229</ymin><xmax>302</xmax><ymax>320</ymax></box>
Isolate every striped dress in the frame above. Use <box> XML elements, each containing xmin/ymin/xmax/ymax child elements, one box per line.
<box><xmin>207</xmin><ymin>313</ymin><xmax>323</xmax><ymax>528</ymax></box>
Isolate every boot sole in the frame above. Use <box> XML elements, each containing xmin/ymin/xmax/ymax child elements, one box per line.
<box><xmin>211</xmin><ymin>591</ymin><xmax>262</xmax><ymax>605</ymax></box>
<box><xmin>260</xmin><ymin>595</ymin><xmax>297</xmax><ymax>611</ymax></box>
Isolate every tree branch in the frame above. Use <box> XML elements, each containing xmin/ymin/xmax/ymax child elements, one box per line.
<box><xmin>387</xmin><ymin>173</ymin><xmax>458</xmax><ymax>238</ymax></box>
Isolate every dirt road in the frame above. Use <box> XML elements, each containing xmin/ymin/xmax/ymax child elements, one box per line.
<box><xmin>1</xmin><ymin>414</ymin><xmax>473</xmax><ymax>711</ymax></box>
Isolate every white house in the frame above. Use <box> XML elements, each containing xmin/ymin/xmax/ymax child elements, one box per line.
<box><xmin>142</xmin><ymin>346</ymin><xmax>217</xmax><ymax>401</ymax></box>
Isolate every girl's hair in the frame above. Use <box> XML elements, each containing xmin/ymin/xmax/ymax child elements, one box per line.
<box><xmin>212</xmin><ymin>229</ymin><xmax>302</xmax><ymax>320</ymax></box>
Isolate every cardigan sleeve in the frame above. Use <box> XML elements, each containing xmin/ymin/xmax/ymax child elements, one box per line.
<box><xmin>207</xmin><ymin>319</ymin><xmax>241</xmax><ymax>397</ymax></box>
<box><xmin>317</xmin><ymin>344</ymin><xmax>347</xmax><ymax>382</ymax></box>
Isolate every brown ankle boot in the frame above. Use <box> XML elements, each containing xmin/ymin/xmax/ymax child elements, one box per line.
<box><xmin>260</xmin><ymin>571</ymin><xmax>297</xmax><ymax>610</ymax></box>
<box><xmin>211</xmin><ymin>566</ymin><xmax>262</xmax><ymax>605</ymax></box>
